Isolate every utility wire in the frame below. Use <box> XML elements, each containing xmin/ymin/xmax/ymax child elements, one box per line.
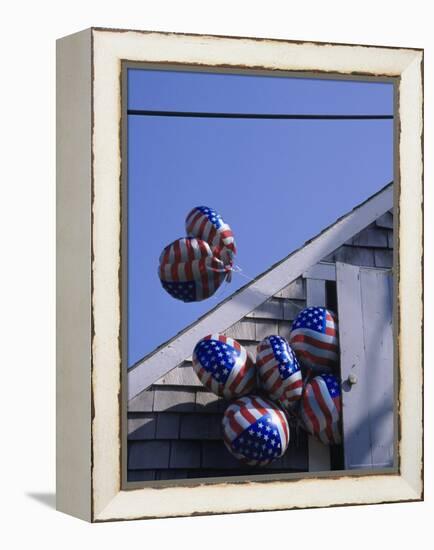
<box><xmin>127</xmin><ymin>109</ymin><xmax>393</xmax><ymax>120</ymax></box>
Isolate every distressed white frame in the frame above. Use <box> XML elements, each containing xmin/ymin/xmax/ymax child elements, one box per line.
<box><xmin>56</xmin><ymin>28</ymin><xmax>423</xmax><ymax>522</ymax></box>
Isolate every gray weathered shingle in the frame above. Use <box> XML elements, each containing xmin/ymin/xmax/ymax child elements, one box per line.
<box><xmin>274</xmin><ymin>277</ymin><xmax>305</xmax><ymax>300</ymax></box>
<box><xmin>128</xmin><ymin>389</ymin><xmax>154</xmax><ymax>412</ymax></box>
<box><xmin>255</xmin><ymin>319</ymin><xmax>278</xmax><ymax>341</ymax></box>
<box><xmin>154</xmin><ymin>362</ymin><xmax>201</xmax><ymax>387</ymax></box>
<box><xmin>226</xmin><ymin>319</ymin><xmax>256</xmax><ymax>340</ymax></box>
<box><xmin>153</xmin><ymin>387</ymin><xmax>196</xmax><ymax>412</ymax></box>
<box><xmin>330</xmin><ymin>245</ymin><xmax>376</xmax><ymax>267</ymax></box>
<box><xmin>128</xmin><ymin>441</ymin><xmax>170</xmax><ymax>469</ymax></box>
<box><xmin>195</xmin><ymin>391</ymin><xmax>227</xmax><ymax>413</ymax></box>
<box><xmin>128</xmin><ymin>415</ymin><xmax>157</xmax><ymax>440</ymax></box>
<box><xmin>180</xmin><ymin>414</ymin><xmax>222</xmax><ymax>440</ymax></box>
<box><xmin>170</xmin><ymin>441</ymin><xmax>201</xmax><ymax>468</ymax></box>
<box><xmin>155</xmin><ymin>413</ymin><xmax>180</xmax><ymax>439</ymax></box>
<box><xmin>375</xmin><ymin>211</ymin><xmax>394</xmax><ymax>229</ymax></box>
<box><xmin>374</xmin><ymin>249</ymin><xmax>394</xmax><ymax>268</ymax></box>
<box><xmin>350</xmin><ymin>227</ymin><xmax>389</xmax><ymax>248</ymax></box>
<box><xmin>201</xmin><ymin>441</ymin><xmax>242</xmax><ymax>469</ymax></box>
<box><xmin>128</xmin><ymin>470</ymin><xmax>156</xmax><ymax>481</ymax></box>
<box><xmin>246</xmin><ymin>298</ymin><xmax>284</xmax><ymax>320</ymax></box>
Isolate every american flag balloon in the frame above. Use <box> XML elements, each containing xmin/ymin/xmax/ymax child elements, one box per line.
<box><xmin>192</xmin><ymin>334</ymin><xmax>256</xmax><ymax>398</ymax></box>
<box><xmin>186</xmin><ymin>206</ymin><xmax>237</xmax><ymax>267</ymax></box>
<box><xmin>222</xmin><ymin>395</ymin><xmax>290</xmax><ymax>466</ymax></box>
<box><xmin>300</xmin><ymin>373</ymin><xmax>342</xmax><ymax>445</ymax></box>
<box><xmin>289</xmin><ymin>307</ymin><xmax>339</xmax><ymax>373</ymax></box>
<box><xmin>256</xmin><ymin>335</ymin><xmax>303</xmax><ymax>409</ymax></box>
<box><xmin>158</xmin><ymin>237</ymin><xmax>229</xmax><ymax>302</ymax></box>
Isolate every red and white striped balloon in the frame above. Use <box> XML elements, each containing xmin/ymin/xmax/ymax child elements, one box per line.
<box><xmin>186</xmin><ymin>206</ymin><xmax>236</xmax><ymax>267</ymax></box>
<box><xmin>289</xmin><ymin>307</ymin><xmax>339</xmax><ymax>374</ymax></box>
<box><xmin>158</xmin><ymin>237</ymin><xmax>229</xmax><ymax>302</ymax></box>
<box><xmin>222</xmin><ymin>395</ymin><xmax>290</xmax><ymax>466</ymax></box>
<box><xmin>192</xmin><ymin>334</ymin><xmax>256</xmax><ymax>398</ymax></box>
<box><xmin>300</xmin><ymin>373</ymin><xmax>342</xmax><ymax>445</ymax></box>
<box><xmin>256</xmin><ymin>335</ymin><xmax>303</xmax><ymax>409</ymax></box>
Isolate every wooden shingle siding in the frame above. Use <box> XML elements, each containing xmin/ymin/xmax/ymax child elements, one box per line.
<box><xmin>179</xmin><ymin>414</ymin><xmax>222</xmax><ymax>440</ymax></box>
<box><xmin>127</xmin><ymin>210</ymin><xmax>393</xmax><ymax>482</ymax></box>
<box><xmin>202</xmin><ymin>441</ymin><xmax>245</xmax><ymax>469</ymax></box>
<box><xmin>303</xmin><ymin>262</ymin><xmax>336</xmax><ymax>281</ymax></box>
<box><xmin>306</xmin><ymin>278</ymin><xmax>326</xmax><ymax>308</ymax></box>
<box><xmin>128</xmin><ymin>470</ymin><xmax>156</xmax><ymax>481</ymax></box>
<box><xmin>375</xmin><ymin>211</ymin><xmax>394</xmax><ymax>229</ymax></box>
<box><xmin>153</xmin><ymin>387</ymin><xmax>196</xmax><ymax>412</ymax></box>
<box><xmin>374</xmin><ymin>249</ymin><xmax>393</xmax><ymax>268</ymax></box>
<box><xmin>255</xmin><ymin>319</ymin><xmax>278</xmax><ymax>340</ymax></box>
<box><xmin>327</xmin><ymin>245</ymin><xmax>376</xmax><ymax>267</ymax></box>
<box><xmin>283</xmin><ymin>300</ymin><xmax>304</xmax><ymax>320</ymax></box>
<box><xmin>128</xmin><ymin>389</ymin><xmax>154</xmax><ymax>412</ymax></box>
<box><xmin>225</xmin><ymin>319</ymin><xmax>256</xmax><ymax>340</ymax></box>
<box><xmin>155</xmin><ymin>413</ymin><xmax>180</xmax><ymax>439</ymax></box>
<box><xmin>195</xmin><ymin>391</ymin><xmax>227</xmax><ymax>412</ymax></box>
<box><xmin>128</xmin><ymin>415</ymin><xmax>157</xmax><ymax>440</ymax></box>
<box><xmin>322</xmin><ymin>218</ymin><xmax>393</xmax><ymax>268</ymax></box>
<box><xmin>350</xmin><ymin>227</ymin><xmax>389</xmax><ymax>248</ymax></box>
<box><xmin>277</xmin><ymin>320</ymin><xmax>292</xmax><ymax>341</ymax></box>
<box><xmin>170</xmin><ymin>441</ymin><xmax>201</xmax><ymax>468</ymax></box>
<box><xmin>246</xmin><ymin>298</ymin><xmax>284</xmax><ymax>320</ymax></box>
<box><xmin>154</xmin><ymin>362</ymin><xmax>202</xmax><ymax>387</ymax></box>
<box><xmin>274</xmin><ymin>277</ymin><xmax>306</xmax><ymax>299</ymax></box>
<box><xmin>128</xmin><ymin>441</ymin><xmax>170</xmax><ymax>469</ymax></box>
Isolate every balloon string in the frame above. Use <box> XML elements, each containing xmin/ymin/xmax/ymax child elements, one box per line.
<box><xmin>209</xmin><ymin>263</ymin><xmax>307</xmax><ymax>312</ymax></box>
<box><xmin>232</xmin><ymin>264</ymin><xmax>305</xmax><ymax>312</ymax></box>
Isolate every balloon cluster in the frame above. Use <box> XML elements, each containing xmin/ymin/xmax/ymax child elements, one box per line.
<box><xmin>158</xmin><ymin>206</ymin><xmax>236</xmax><ymax>302</ymax></box>
<box><xmin>192</xmin><ymin>307</ymin><xmax>342</xmax><ymax>466</ymax></box>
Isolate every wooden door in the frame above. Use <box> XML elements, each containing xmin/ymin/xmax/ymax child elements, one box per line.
<box><xmin>336</xmin><ymin>262</ymin><xmax>394</xmax><ymax>469</ymax></box>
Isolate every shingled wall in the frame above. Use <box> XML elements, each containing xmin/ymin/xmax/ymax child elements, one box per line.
<box><xmin>127</xmin><ymin>210</ymin><xmax>394</xmax><ymax>482</ymax></box>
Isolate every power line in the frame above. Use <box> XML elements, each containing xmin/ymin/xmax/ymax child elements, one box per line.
<box><xmin>127</xmin><ymin>109</ymin><xmax>393</xmax><ymax>120</ymax></box>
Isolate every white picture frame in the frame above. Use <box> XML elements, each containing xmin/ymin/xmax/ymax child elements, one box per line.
<box><xmin>56</xmin><ymin>27</ymin><xmax>423</xmax><ymax>522</ymax></box>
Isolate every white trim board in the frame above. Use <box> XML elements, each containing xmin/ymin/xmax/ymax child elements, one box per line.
<box><xmin>128</xmin><ymin>183</ymin><xmax>393</xmax><ymax>400</ymax></box>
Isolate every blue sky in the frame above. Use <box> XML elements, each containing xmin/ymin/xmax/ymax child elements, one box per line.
<box><xmin>127</xmin><ymin>68</ymin><xmax>394</xmax><ymax>367</ymax></box>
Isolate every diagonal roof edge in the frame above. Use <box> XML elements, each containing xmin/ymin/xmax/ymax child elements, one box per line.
<box><xmin>128</xmin><ymin>182</ymin><xmax>393</xmax><ymax>400</ymax></box>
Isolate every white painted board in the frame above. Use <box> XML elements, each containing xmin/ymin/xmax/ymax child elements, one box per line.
<box><xmin>336</xmin><ymin>262</ymin><xmax>394</xmax><ymax>469</ymax></box>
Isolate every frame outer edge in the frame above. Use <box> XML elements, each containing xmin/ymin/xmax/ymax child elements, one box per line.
<box><xmin>56</xmin><ymin>28</ymin><xmax>93</xmax><ymax>522</ymax></box>
<box><xmin>89</xmin><ymin>29</ymin><xmax>423</xmax><ymax>520</ymax></box>
<box><xmin>397</xmin><ymin>52</ymin><xmax>424</xmax><ymax>498</ymax></box>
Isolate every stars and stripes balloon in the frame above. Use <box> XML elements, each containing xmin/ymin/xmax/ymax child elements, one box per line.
<box><xmin>186</xmin><ymin>206</ymin><xmax>237</xmax><ymax>268</ymax></box>
<box><xmin>192</xmin><ymin>334</ymin><xmax>256</xmax><ymax>398</ymax></box>
<box><xmin>289</xmin><ymin>307</ymin><xmax>339</xmax><ymax>374</ymax></box>
<box><xmin>158</xmin><ymin>237</ymin><xmax>230</xmax><ymax>302</ymax></box>
<box><xmin>256</xmin><ymin>335</ymin><xmax>303</xmax><ymax>409</ymax></box>
<box><xmin>300</xmin><ymin>373</ymin><xmax>342</xmax><ymax>445</ymax></box>
<box><xmin>222</xmin><ymin>395</ymin><xmax>290</xmax><ymax>466</ymax></box>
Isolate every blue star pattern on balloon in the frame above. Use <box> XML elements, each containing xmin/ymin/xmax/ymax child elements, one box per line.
<box><xmin>232</xmin><ymin>415</ymin><xmax>283</xmax><ymax>462</ymax></box>
<box><xmin>161</xmin><ymin>280</ymin><xmax>196</xmax><ymax>302</ymax></box>
<box><xmin>194</xmin><ymin>338</ymin><xmax>240</xmax><ymax>384</ymax></box>
<box><xmin>321</xmin><ymin>373</ymin><xmax>341</xmax><ymax>398</ymax></box>
<box><xmin>267</xmin><ymin>335</ymin><xmax>299</xmax><ymax>380</ymax></box>
<box><xmin>196</xmin><ymin>206</ymin><xmax>224</xmax><ymax>229</ymax></box>
<box><xmin>291</xmin><ymin>306</ymin><xmax>326</xmax><ymax>332</ymax></box>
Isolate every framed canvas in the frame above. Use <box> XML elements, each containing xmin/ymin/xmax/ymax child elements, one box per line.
<box><xmin>56</xmin><ymin>27</ymin><xmax>423</xmax><ymax>522</ymax></box>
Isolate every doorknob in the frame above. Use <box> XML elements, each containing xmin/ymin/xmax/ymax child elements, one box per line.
<box><xmin>347</xmin><ymin>373</ymin><xmax>358</xmax><ymax>385</ymax></box>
